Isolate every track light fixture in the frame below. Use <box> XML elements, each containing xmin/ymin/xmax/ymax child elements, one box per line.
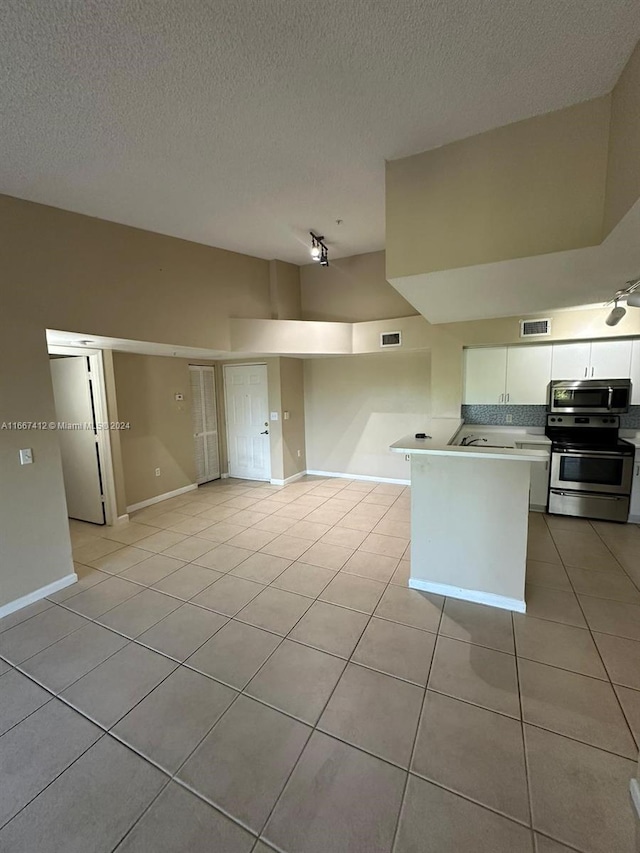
<box><xmin>604</xmin><ymin>277</ymin><xmax>640</xmax><ymax>325</ymax></box>
<box><xmin>606</xmin><ymin>300</ymin><xmax>626</xmax><ymax>327</ymax></box>
<box><xmin>310</xmin><ymin>232</ymin><xmax>329</xmax><ymax>267</ymax></box>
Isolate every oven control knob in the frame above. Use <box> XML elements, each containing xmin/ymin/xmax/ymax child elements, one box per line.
<box><xmin>550</xmin><ymin>417</ymin><xmax>556</xmax><ymax>422</ymax></box>
<box><xmin>557</xmin><ymin>417</ymin><xmax>563</xmax><ymax>422</ymax></box>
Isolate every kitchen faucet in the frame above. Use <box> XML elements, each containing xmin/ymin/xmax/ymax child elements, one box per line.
<box><xmin>459</xmin><ymin>435</ymin><xmax>488</xmax><ymax>446</ymax></box>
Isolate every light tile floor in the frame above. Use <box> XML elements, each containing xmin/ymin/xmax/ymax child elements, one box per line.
<box><xmin>1</xmin><ymin>476</ymin><xmax>639</xmax><ymax>851</ymax></box>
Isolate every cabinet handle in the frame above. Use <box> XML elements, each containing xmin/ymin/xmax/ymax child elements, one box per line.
<box><xmin>499</xmin><ymin>393</ymin><xmax>504</xmax><ymax>403</ymax></box>
<box><xmin>591</xmin><ymin>366</ymin><xmax>594</xmax><ymax>377</ymax></box>
<box><xmin>636</xmin><ymin>464</ymin><xmax>639</xmax><ymax>477</ymax></box>
<box><xmin>584</xmin><ymin>367</ymin><xmax>588</xmax><ymax>377</ymax></box>
<box><xmin>506</xmin><ymin>393</ymin><xmax>510</xmax><ymax>403</ymax></box>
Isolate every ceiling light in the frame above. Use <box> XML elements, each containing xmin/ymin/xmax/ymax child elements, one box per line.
<box><xmin>310</xmin><ymin>232</ymin><xmax>328</xmax><ymax>267</ymax></box>
<box><xmin>605</xmin><ymin>301</ymin><xmax>626</xmax><ymax>326</ymax></box>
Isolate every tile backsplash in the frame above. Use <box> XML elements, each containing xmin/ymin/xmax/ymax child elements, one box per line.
<box><xmin>461</xmin><ymin>405</ymin><xmax>640</xmax><ymax>430</ymax></box>
<box><xmin>461</xmin><ymin>405</ymin><xmax>546</xmax><ymax>426</ymax></box>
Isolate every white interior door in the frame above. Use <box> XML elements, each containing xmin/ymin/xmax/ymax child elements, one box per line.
<box><xmin>224</xmin><ymin>364</ymin><xmax>271</xmax><ymax>481</ymax></box>
<box><xmin>50</xmin><ymin>356</ymin><xmax>105</xmax><ymax>524</ymax></box>
<box><xmin>190</xmin><ymin>365</ymin><xmax>220</xmax><ymax>484</ymax></box>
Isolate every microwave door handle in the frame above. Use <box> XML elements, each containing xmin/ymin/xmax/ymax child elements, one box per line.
<box><xmin>607</xmin><ymin>387</ymin><xmax>613</xmax><ymax>410</ymax></box>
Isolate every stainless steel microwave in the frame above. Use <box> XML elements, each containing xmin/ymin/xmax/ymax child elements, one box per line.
<box><xmin>548</xmin><ymin>379</ymin><xmax>632</xmax><ymax>414</ymax></box>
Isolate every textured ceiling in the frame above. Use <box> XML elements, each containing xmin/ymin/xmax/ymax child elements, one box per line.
<box><xmin>2</xmin><ymin>1</ymin><xmax>639</xmax><ymax>264</ymax></box>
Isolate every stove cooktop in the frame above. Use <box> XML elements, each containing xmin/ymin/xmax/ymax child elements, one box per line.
<box><xmin>551</xmin><ymin>438</ymin><xmax>635</xmax><ymax>455</ymax></box>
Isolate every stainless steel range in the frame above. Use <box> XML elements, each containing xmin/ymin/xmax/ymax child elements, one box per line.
<box><xmin>545</xmin><ymin>412</ymin><xmax>634</xmax><ymax>522</ymax></box>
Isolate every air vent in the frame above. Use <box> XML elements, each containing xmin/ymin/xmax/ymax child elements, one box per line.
<box><xmin>520</xmin><ymin>318</ymin><xmax>551</xmax><ymax>338</ymax></box>
<box><xmin>380</xmin><ymin>331</ymin><xmax>402</xmax><ymax>348</ymax></box>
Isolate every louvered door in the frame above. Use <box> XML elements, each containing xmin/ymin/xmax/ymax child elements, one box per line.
<box><xmin>190</xmin><ymin>365</ymin><xmax>220</xmax><ymax>484</ymax></box>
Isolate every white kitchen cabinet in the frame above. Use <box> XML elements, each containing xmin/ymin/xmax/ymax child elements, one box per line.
<box><xmin>629</xmin><ymin>450</ymin><xmax>640</xmax><ymax>522</ymax></box>
<box><xmin>516</xmin><ymin>442</ymin><xmax>550</xmax><ymax>510</ymax></box>
<box><xmin>506</xmin><ymin>345</ymin><xmax>552</xmax><ymax>405</ymax></box>
<box><xmin>589</xmin><ymin>340</ymin><xmax>632</xmax><ymax>379</ymax></box>
<box><xmin>463</xmin><ymin>347</ymin><xmax>507</xmax><ymax>405</ymax></box>
<box><xmin>550</xmin><ymin>342</ymin><xmax>592</xmax><ymax>380</ymax></box>
<box><xmin>551</xmin><ymin>340</ymin><xmax>632</xmax><ymax>381</ymax></box>
<box><xmin>628</xmin><ymin>341</ymin><xmax>640</xmax><ymax>404</ymax></box>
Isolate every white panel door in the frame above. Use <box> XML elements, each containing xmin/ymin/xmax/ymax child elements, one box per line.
<box><xmin>589</xmin><ymin>339</ymin><xmax>633</xmax><ymax>379</ymax></box>
<box><xmin>505</xmin><ymin>345</ymin><xmax>552</xmax><ymax>404</ymax></box>
<box><xmin>550</xmin><ymin>342</ymin><xmax>591</xmax><ymax>380</ymax></box>
<box><xmin>50</xmin><ymin>356</ymin><xmax>105</xmax><ymax>524</ymax></box>
<box><xmin>224</xmin><ymin>364</ymin><xmax>271</xmax><ymax>481</ymax></box>
<box><xmin>462</xmin><ymin>347</ymin><xmax>507</xmax><ymax>405</ymax></box>
<box><xmin>630</xmin><ymin>340</ymin><xmax>640</xmax><ymax>405</ymax></box>
<box><xmin>190</xmin><ymin>366</ymin><xmax>220</xmax><ymax>484</ymax></box>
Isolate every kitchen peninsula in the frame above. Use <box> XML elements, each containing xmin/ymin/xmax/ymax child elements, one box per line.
<box><xmin>390</xmin><ymin>419</ymin><xmax>548</xmax><ymax>612</ymax></box>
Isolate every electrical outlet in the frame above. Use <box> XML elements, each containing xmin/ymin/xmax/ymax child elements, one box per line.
<box><xmin>505</xmin><ymin>414</ymin><xmax>513</xmax><ymax>424</ymax></box>
<box><xmin>297</xmin><ymin>450</ymin><xmax>301</xmax><ymax>458</ymax></box>
<box><xmin>405</xmin><ymin>454</ymin><xmax>411</xmax><ymax>462</ymax></box>
<box><xmin>19</xmin><ymin>448</ymin><xmax>33</xmax><ymax>465</ymax></box>
<box><xmin>155</xmin><ymin>467</ymin><xmax>161</xmax><ymax>477</ymax></box>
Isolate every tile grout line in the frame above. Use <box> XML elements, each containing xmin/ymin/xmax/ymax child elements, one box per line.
<box><xmin>542</xmin><ymin>514</ymin><xmax>640</xmax><ymax>760</ymax></box>
<box><xmin>389</xmin><ymin>594</ymin><xmax>446</xmax><ymax>852</ymax></box>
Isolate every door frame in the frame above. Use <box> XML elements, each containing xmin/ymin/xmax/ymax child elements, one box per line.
<box><xmin>188</xmin><ymin>364</ymin><xmax>221</xmax><ymax>485</ymax></box>
<box><xmin>48</xmin><ymin>346</ymin><xmax>118</xmax><ymax>526</ymax></box>
<box><xmin>222</xmin><ymin>362</ymin><xmax>271</xmax><ymax>481</ymax></box>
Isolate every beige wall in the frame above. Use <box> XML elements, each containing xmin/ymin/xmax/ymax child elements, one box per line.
<box><xmin>113</xmin><ymin>354</ymin><xmax>197</xmax><ymax>508</ymax></box>
<box><xmin>304</xmin><ymin>352</ymin><xmax>430</xmax><ymax>481</ymax></box>
<box><xmin>443</xmin><ymin>305</ymin><xmax>640</xmax><ymax>348</ymax></box>
<box><xmin>301</xmin><ymin>251</ymin><xmax>418</xmax><ymax>322</ymax></box>
<box><xmin>270</xmin><ymin>260</ymin><xmax>302</xmax><ymax>320</ymax></box>
<box><xmin>230</xmin><ymin>318</ymin><xmax>353</xmax><ymax>354</ymax></box>
<box><xmin>386</xmin><ymin>96</ymin><xmax>611</xmax><ymax>279</ymax></box>
<box><xmin>605</xmin><ymin>41</ymin><xmax>640</xmax><ymax>235</ymax></box>
<box><xmin>0</xmin><ymin>194</ymin><xmax>274</xmax><ymax>609</ymax></box>
<box><xmin>280</xmin><ymin>358</ymin><xmax>306</xmax><ymax>480</ymax></box>
<box><xmin>0</xmin><ymin>321</ymin><xmax>74</xmax><ymax>608</ymax></box>
<box><xmin>2</xmin><ymin>196</ymin><xmax>271</xmax><ymax>352</ymax></box>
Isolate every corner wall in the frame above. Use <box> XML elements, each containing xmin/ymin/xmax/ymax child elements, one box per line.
<box><xmin>301</xmin><ymin>251</ymin><xmax>418</xmax><ymax>322</ymax></box>
<box><xmin>304</xmin><ymin>352</ymin><xmax>431</xmax><ymax>481</ymax></box>
<box><xmin>113</xmin><ymin>354</ymin><xmax>197</xmax><ymax>509</ymax></box>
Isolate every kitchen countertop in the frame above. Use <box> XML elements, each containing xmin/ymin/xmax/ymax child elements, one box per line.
<box><xmin>390</xmin><ymin>419</ymin><xmax>548</xmax><ymax>462</ymax></box>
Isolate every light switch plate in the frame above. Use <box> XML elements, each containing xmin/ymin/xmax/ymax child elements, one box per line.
<box><xmin>270</xmin><ymin>412</ymin><xmax>279</xmax><ymax>421</ymax></box>
<box><xmin>19</xmin><ymin>448</ymin><xmax>33</xmax><ymax>465</ymax></box>
<box><xmin>283</xmin><ymin>411</ymin><xmax>290</xmax><ymax>420</ymax></box>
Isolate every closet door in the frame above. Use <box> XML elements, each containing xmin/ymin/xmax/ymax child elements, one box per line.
<box><xmin>190</xmin><ymin>366</ymin><xmax>220</xmax><ymax>484</ymax></box>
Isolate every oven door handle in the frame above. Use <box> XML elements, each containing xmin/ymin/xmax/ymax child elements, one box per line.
<box><xmin>550</xmin><ymin>491</ymin><xmax>625</xmax><ymax>501</ymax></box>
<box><xmin>555</xmin><ymin>450</ymin><xmax>628</xmax><ymax>460</ymax></box>
<box><xmin>607</xmin><ymin>386</ymin><xmax>613</xmax><ymax>410</ymax></box>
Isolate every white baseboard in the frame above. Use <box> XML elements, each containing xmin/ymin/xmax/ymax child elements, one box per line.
<box><xmin>305</xmin><ymin>470</ymin><xmax>410</xmax><ymax>486</ymax></box>
<box><xmin>408</xmin><ymin>578</ymin><xmax>526</xmax><ymax>613</ymax></box>
<box><xmin>126</xmin><ymin>484</ymin><xmax>198</xmax><ymax>513</ymax></box>
<box><xmin>221</xmin><ymin>472</ymin><xmax>229</xmax><ymax>479</ymax></box>
<box><xmin>270</xmin><ymin>471</ymin><xmax>307</xmax><ymax>486</ymax></box>
<box><xmin>630</xmin><ymin>778</ymin><xmax>640</xmax><ymax>822</ymax></box>
<box><xmin>112</xmin><ymin>514</ymin><xmax>130</xmax><ymax>527</ymax></box>
<box><xmin>0</xmin><ymin>572</ymin><xmax>78</xmax><ymax>620</ymax></box>
<box><xmin>628</xmin><ymin>514</ymin><xmax>640</xmax><ymax>524</ymax></box>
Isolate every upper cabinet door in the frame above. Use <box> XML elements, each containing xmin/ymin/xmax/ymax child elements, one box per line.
<box><xmin>506</xmin><ymin>345</ymin><xmax>552</xmax><ymax>404</ymax></box>
<box><xmin>463</xmin><ymin>347</ymin><xmax>507</xmax><ymax>405</ymax></box>
<box><xmin>589</xmin><ymin>340</ymin><xmax>633</xmax><ymax>379</ymax></box>
<box><xmin>550</xmin><ymin>342</ymin><xmax>591</xmax><ymax>380</ymax></box>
